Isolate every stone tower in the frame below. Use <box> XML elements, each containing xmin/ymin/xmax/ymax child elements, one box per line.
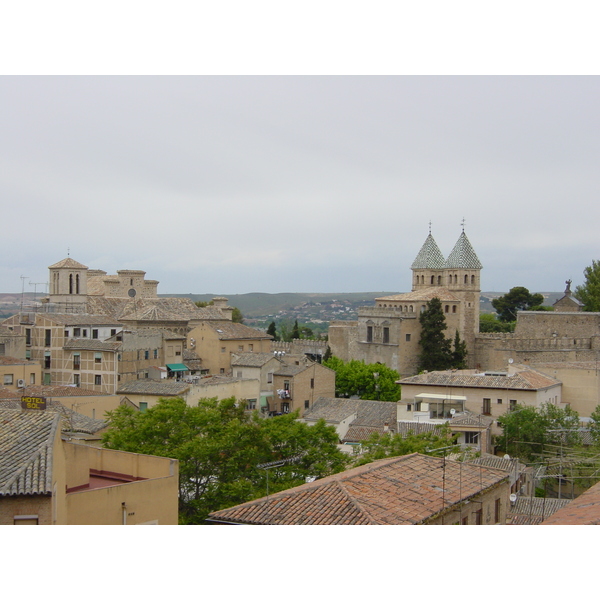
<box><xmin>444</xmin><ymin>231</ymin><xmax>482</xmax><ymax>355</ymax></box>
<box><xmin>411</xmin><ymin>233</ymin><xmax>447</xmax><ymax>290</ymax></box>
<box><xmin>47</xmin><ymin>257</ymin><xmax>89</xmax><ymax>308</ymax></box>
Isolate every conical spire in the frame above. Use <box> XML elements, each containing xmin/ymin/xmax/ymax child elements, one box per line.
<box><xmin>445</xmin><ymin>231</ymin><xmax>482</xmax><ymax>269</ymax></box>
<box><xmin>411</xmin><ymin>233</ymin><xmax>446</xmax><ymax>269</ymax></box>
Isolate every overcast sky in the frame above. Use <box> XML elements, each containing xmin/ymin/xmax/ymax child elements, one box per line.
<box><xmin>1</xmin><ymin>76</ymin><xmax>598</xmax><ymax>295</ymax></box>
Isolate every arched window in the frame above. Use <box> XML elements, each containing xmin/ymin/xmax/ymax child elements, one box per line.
<box><xmin>69</xmin><ymin>274</ymin><xmax>73</xmax><ymax>294</ymax></box>
<box><xmin>454</xmin><ymin>274</ymin><xmax>458</xmax><ymax>284</ymax></box>
<box><xmin>471</xmin><ymin>275</ymin><xmax>475</xmax><ymax>284</ymax></box>
<box><xmin>75</xmin><ymin>273</ymin><xmax>80</xmax><ymax>294</ymax></box>
<box><xmin>445</xmin><ymin>305</ymin><xmax>449</xmax><ymax>313</ymax></box>
<box><xmin>464</xmin><ymin>274</ymin><xmax>468</xmax><ymax>284</ymax></box>
<box><xmin>438</xmin><ymin>276</ymin><xmax>442</xmax><ymax>285</ymax></box>
<box><xmin>430</xmin><ymin>276</ymin><xmax>434</xmax><ymax>284</ymax></box>
<box><xmin>452</xmin><ymin>305</ymin><xmax>457</xmax><ymax>313</ymax></box>
<box><xmin>409</xmin><ymin>305</ymin><xmax>414</xmax><ymax>313</ymax></box>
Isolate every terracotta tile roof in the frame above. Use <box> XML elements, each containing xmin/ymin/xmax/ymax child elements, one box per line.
<box><xmin>0</xmin><ymin>398</ymin><xmax>107</xmax><ymax>434</ymax></box>
<box><xmin>0</xmin><ymin>408</ymin><xmax>61</xmax><ymax>496</ymax></box>
<box><xmin>48</xmin><ymin>257</ymin><xmax>88</xmax><ymax>270</ymax></box>
<box><xmin>64</xmin><ymin>339</ymin><xmax>122</xmax><ymax>352</ymax></box>
<box><xmin>117</xmin><ymin>380</ymin><xmax>191</xmax><ymax>396</ymax></box>
<box><xmin>208</xmin><ymin>453</ymin><xmax>508</xmax><ymax>525</ymax></box>
<box><xmin>541</xmin><ymin>480</ymin><xmax>600</xmax><ymax>524</ymax></box>
<box><xmin>231</xmin><ymin>353</ymin><xmax>281</xmax><ymax>368</ymax></box>
<box><xmin>37</xmin><ymin>313</ymin><xmax>122</xmax><ymax>327</ymax></box>
<box><xmin>206</xmin><ymin>321</ymin><xmax>273</xmax><ymax>341</ymax></box>
<box><xmin>19</xmin><ymin>385</ymin><xmax>108</xmax><ymax>398</ymax></box>
<box><xmin>0</xmin><ymin>356</ymin><xmax>32</xmax><ymax>366</ymax></box>
<box><xmin>377</xmin><ymin>288</ymin><xmax>460</xmax><ymax>303</ymax></box>
<box><xmin>303</xmin><ymin>397</ymin><xmax>396</xmax><ymax>429</ymax></box>
<box><xmin>0</xmin><ymin>386</ymin><xmax>21</xmax><ymax>399</ymax></box>
<box><xmin>509</xmin><ymin>496</ymin><xmax>572</xmax><ymax>524</ymax></box>
<box><xmin>399</xmin><ymin>368</ymin><xmax>560</xmax><ymax>391</ymax></box>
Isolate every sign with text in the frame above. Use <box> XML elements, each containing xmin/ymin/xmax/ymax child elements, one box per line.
<box><xmin>21</xmin><ymin>396</ymin><xmax>47</xmax><ymax>410</ymax></box>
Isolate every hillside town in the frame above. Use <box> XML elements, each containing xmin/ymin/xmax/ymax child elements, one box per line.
<box><xmin>2</xmin><ymin>230</ymin><xmax>600</xmax><ymax>525</ymax></box>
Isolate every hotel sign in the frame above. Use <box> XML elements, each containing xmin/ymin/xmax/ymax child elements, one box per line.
<box><xmin>21</xmin><ymin>396</ymin><xmax>47</xmax><ymax>410</ymax></box>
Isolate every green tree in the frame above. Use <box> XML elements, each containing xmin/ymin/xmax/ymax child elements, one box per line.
<box><xmin>266</xmin><ymin>321</ymin><xmax>278</xmax><ymax>341</ymax></box>
<box><xmin>491</xmin><ymin>287</ymin><xmax>545</xmax><ymax>322</ymax></box>
<box><xmin>291</xmin><ymin>320</ymin><xmax>300</xmax><ymax>339</ymax></box>
<box><xmin>355</xmin><ymin>423</ymin><xmax>458</xmax><ymax>465</ymax></box>
<box><xmin>324</xmin><ymin>357</ymin><xmax>401</xmax><ymax>402</ymax></box>
<box><xmin>575</xmin><ymin>260</ymin><xmax>600</xmax><ymax>311</ymax></box>
<box><xmin>479</xmin><ymin>313</ymin><xmax>516</xmax><ymax>333</ymax></box>
<box><xmin>451</xmin><ymin>331</ymin><xmax>468</xmax><ymax>369</ymax></box>
<box><xmin>418</xmin><ymin>297</ymin><xmax>453</xmax><ymax>371</ymax></box>
<box><xmin>102</xmin><ymin>397</ymin><xmax>348</xmax><ymax>523</ymax></box>
<box><xmin>495</xmin><ymin>403</ymin><xmax>580</xmax><ymax>462</ymax></box>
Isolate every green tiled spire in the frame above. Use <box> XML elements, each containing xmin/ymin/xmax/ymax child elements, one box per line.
<box><xmin>445</xmin><ymin>232</ymin><xmax>482</xmax><ymax>269</ymax></box>
<box><xmin>411</xmin><ymin>234</ymin><xmax>446</xmax><ymax>269</ymax></box>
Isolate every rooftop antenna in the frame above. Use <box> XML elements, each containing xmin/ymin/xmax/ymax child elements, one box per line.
<box><xmin>428</xmin><ymin>220</ymin><xmax>432</xmax><ymax>234</ymax></box>
<box><xmin>461</xmin><ymin>217</ymin><xmax>466</xmax><ymax>232</ymax></box>
<box><xmin>20</xmin><ymin>276</ymin><xmax>29</xmax><ymax>311</ymax></box>
<box><xmin>29</xmin><ymin>281</ymin><xmax>48</xmax><ymax>305</ymax></box>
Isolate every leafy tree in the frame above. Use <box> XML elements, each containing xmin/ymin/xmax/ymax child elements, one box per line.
<box><xmin>355</xmin><ymin>423</ymin><xmax>458</xmax><ymax>466</ymax></box>
<box><xmin>575</xmin><ymin>260</ymin><xmax>600</xmax><ymax>311</ymax></box>
<box><xmin>491</xmin><ymin>287</ymin><xmax>545</xmax><ymax>322</ymax></box>
<box><xmin>495</xmin><ymin>403</ymin><xmax>580</xmax><ymax>462</ymax></box>
<box><xmin>300</xmin><ymin>326</ymin><xmax>314</xmax><ymax>339</ymax></box>
<box><xmin>479</xmin><ymin>313</ymin><xmax>516</xmax><ymax>333</ymax></box>
<box><xmin>266</xmin><ymin>321</ymin><xmax>278</xmax><ymax>340</ymax></box>
<box><xmin>418</xmin><ymin>297</ymin><xmax>453</xmax><ymax>371</ymax></box>
<box><xmin>324</xmin><ymin>357</ymin><xmax>401</xmax><ymax>402</ymax></box>
<box><xmin>590</xmin><ymin>404</ymin><xmax>600</xmax><ymax>445</ymax></box>
<box><xmin>102</xmin><ymin>397</ymin><xmax>348</xmax><ymax>523</ymax></box>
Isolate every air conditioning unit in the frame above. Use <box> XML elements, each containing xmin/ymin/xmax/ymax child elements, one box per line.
<box><xmin>17</xmin><ymin>379</ymin><xmax>25</xmax><ymax>388</ymax></box>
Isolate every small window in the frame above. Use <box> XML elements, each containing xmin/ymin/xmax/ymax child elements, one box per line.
<box><xmin>305</xmin><ymin>400</ymin><xmax>310</xmax><ymax>409</ymax></box>
<box><xmin>73</xmin><ymin>354</ymin><xmax>80</xmax><ymax>370</ymax></box>
<box><xmin>3</xmin><ymin>374</ymin><xmax>13</xmax><ymax>385</ymax></box>
<box><xmin>43</xmin><ymin>373</ymin><xmax>51</xmax><ymax>385</ymax></box>
<box><xmin>111</xmin><ymin>329</ymin><xmax>117</xmax><ymax>336</ymax></box>
<box><xmin>64</xmin><ymin>330</ymin><xmax>69</xmax><ymax>338</ymax></box>
<box><xmin>154</xmin><ymin>349</ymin><xmax>158</xmax><ymax>359</ymax></box>
<box><xmin>92</xmin><ymin>329</ymin><xmax>99</xmax><ymax>339</ymax></box>
<box><xmin>29</xmin><ymin>373</ymin><xmax>35</xmax><ymax>385</ymax></box>
<box><xmin>44</xmin><ymin>329</ymin><xmax>51</xmax><ymax>346</ymax></box>
<box><xmin>482</xmin><ymin>398</ymin><xmax>491</xmax><ymax>415</ymax></box>
<box><xmin>220</xmin><ymin>368</ymin><xmax>225</xmax><ymax>374</ymax></box>
<box><xmin>366</xmin><ymin>326</ymin><xmax>373</xmax><ymax>343</ymax></box>
<box><xmin>139</xmin><ymin>402</ymin><xmax>148</xmax><ymax>413</ymax></box>
<box><xmin>267</xmin><ymin>372</ymin><xmax>273</xmax><ymax>384</ymax></box>
<box><xmin>144</xmin><ymin>350</ymin><xmax>149</xmax><ymax>360</ymax></box>
<box><xmin>497</xmin><ymin>398</ymin><xmax>503</xmax><ymax>404</ymax></box>
<box><xmin>248</xmin><ymin>344</ymin><xmax>253</xmax><ymax>352</ymax></box>
<box><xmin>82</xmin><ymin>329</ymin><xmax>88</xmax><ymax>338</ymax></box>
<box><xmin>405</xmin><ymin>334</ymin><xmax>411</xmax><ymax>342</ymax></box>
<box><xmin>238</xmin><ymin>345</ymin><xmax>244</xmax><ymax>352</ymax></box>
<box><xmin>74</xmin><ymin>374</ymin><xmax>80</xmax><ymax>387</ymax></box>
<box><xmin>73</xmin><ymin>328</ymin><xmax>81</xmax><ymax>337</ymax></box>
<box><xmin>509</xmin><ymin>399</ymin><xmax>517</xmax><ymax>411</ymax></box>
<box><xmin>25</xmin><ymin>329</ymin><xmax>31</xmax><ymax>345</ymax></box>
<box><xmin>95</xmin><ymin>352</ymin><xmax>102</xmax><ymax>364</ymax></box>
<box><xmin>310</xmin><ymin>378</ymin><xmax>314</xmax><ymax>389</ymax></box>
<box><xmin>247</xmin><ymin>399</ymin><xmax>257</xmax><ymax>410</ymax></box>
<box><xmin>465</xmin><ymin>431</ymin><xmax>479</xmax><ymax>444</ymax></box>
<box><xmin>221</xmin><ymin>347</ymin><xmax>226</xmax><ymax>353</ymax></box>
<box><xmin>95</xmin><ymin>375</ymin><xmax>102</xmax><ymax>386</ymax></box>
<box><xmin>452</xmin><ymin>305</ymin><xmax>457</xmax><ymax>313</ymax></box>
<box><xmin>383</xmin><ymin>327</ymin><xmax>390</xmax><ymax>344</ymax></box>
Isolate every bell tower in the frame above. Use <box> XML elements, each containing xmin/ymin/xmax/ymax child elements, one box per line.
<box><xmin>47</xmin><ymin>257</ymin><xmax>89</xmax><ymax>308</ymax></box>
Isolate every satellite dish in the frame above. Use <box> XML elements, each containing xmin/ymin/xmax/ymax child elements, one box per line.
<box><xmin>128</xmin><ymin>288</ymin><xmax>136</xmax><ymax>298</ymax></box>
<box><xmin>508</xmin><ymin>358</ymin><xmax>514</xmax><ymax>364</ymax></box>
<box><xmin>509</xmin><ymin>493</ymin><xmax>517</xmax><ymax>504</ymax></box>
<box><xmin>450</xmin><ymin>408</ymin><xmax>456</xmax><ymax>415</ymax></box>
<box><xmin>503</xmin><ymin>454</ymin><xmax>511</xmax><ymax>460</ymax></box>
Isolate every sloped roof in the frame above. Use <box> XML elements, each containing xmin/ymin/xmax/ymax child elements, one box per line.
<box><xmin>0</xmin><ymin>399</ymin><xmax>107</xmax><ymax>434</ymax></box>
<box><xmin>64</xmin><ymin>339</ymin><xmax>122</xmax><ymax>352</ymax></box>
<box><xmin>48</xmin><ymin>257</ymin><xmax>88</xmax><ymax>270</ymax></box>
<box><xmin>377</xmin><ymin>288</ymin><xmax>460</xmax><ymax>302</ymax></box>
<box><xmin>449</xmin><ymin>411</ymin><xmax>494</xmax><ymax>428</ymax></box>
<box><xmin>411</xmin><ymin>234</ymin><xmax>446</xmax><ymax>269</ymax></box>
<box><xmin>509</xmin><ymin>497</ymin><xmax>572</xmax><ymax>525</ymax></box>
<box><xmin>304</xmin><ymin>397</ymin><xmax>397</xmax><ymax>436</ymax></box>
<box><xmin>231</xmin><ymin>352</ymin><xmax>281</xmax><ymax>368</ymax></box>
<box><xmin>208</xmin><ymin>453</ymin><xmax>508</xmax><ymax>525</ymax></box>
<box><xmin>0</xmin><ymin>409</ymin><xmax>60</xmax><ymax>496</ymax></box>
<box><xmin>399</xmin><ymin>368</ymin><xmax>561</xmax><ymax>391</ymax></box>
<box><xmin>18</xmin><ymin>385</ymin><xmax>109</xmax><ymax>398</ymax></box>
<box><xmin>444</xmin><ymin>231</ymin><xmax>482</xmax><ymax>269</ymax></box>
<box><xmin>541</xmin><ymin>481</ymin><xmax>600</xmax><ymax>524</ymax></box>
<box><xmin>36</xmin><ymin>313</ymin><xmax>122</xmax><ymax>327</ymax></box>
<box><xmin>117</xmin><ymin>380</ymin><xmax>191</xmax><ymax>396</ymax></box>
<box><xmin>205</xmin><ymin>321</ymin><xmax>273</xmax><ymax>341</ymax></box>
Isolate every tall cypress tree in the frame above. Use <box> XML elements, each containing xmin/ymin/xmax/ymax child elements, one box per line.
<box><xmin>418</xmin><ymin>297</ymin><xmax>453</xmax><ymax>371</ymax></box>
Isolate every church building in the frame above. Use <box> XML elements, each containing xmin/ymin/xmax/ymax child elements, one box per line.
<box><xmin>328</xmin><ymin>229</ymin><xmax>482</xmax><ymax>378</ymax></box>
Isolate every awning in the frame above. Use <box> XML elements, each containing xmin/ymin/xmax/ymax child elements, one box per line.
<box><xmin>415</xmin><ymin>393</ymin><xmax>467</xmax><ymax>401</ymax></box>
<box><xmin>166</xmin><ymin>364</ymin><xmax>188</xmax><ymax>372</ymax></box>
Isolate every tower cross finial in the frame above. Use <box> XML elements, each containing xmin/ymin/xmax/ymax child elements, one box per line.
<box><xmin>429</xmin><ymin>221</ymin><xmax>432</xmax><ymax>234</ymax></box>
<box><xmin>461</xmin><ymin>218</ymin><xmax>466</xmax><ymax>232</ymax></box>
